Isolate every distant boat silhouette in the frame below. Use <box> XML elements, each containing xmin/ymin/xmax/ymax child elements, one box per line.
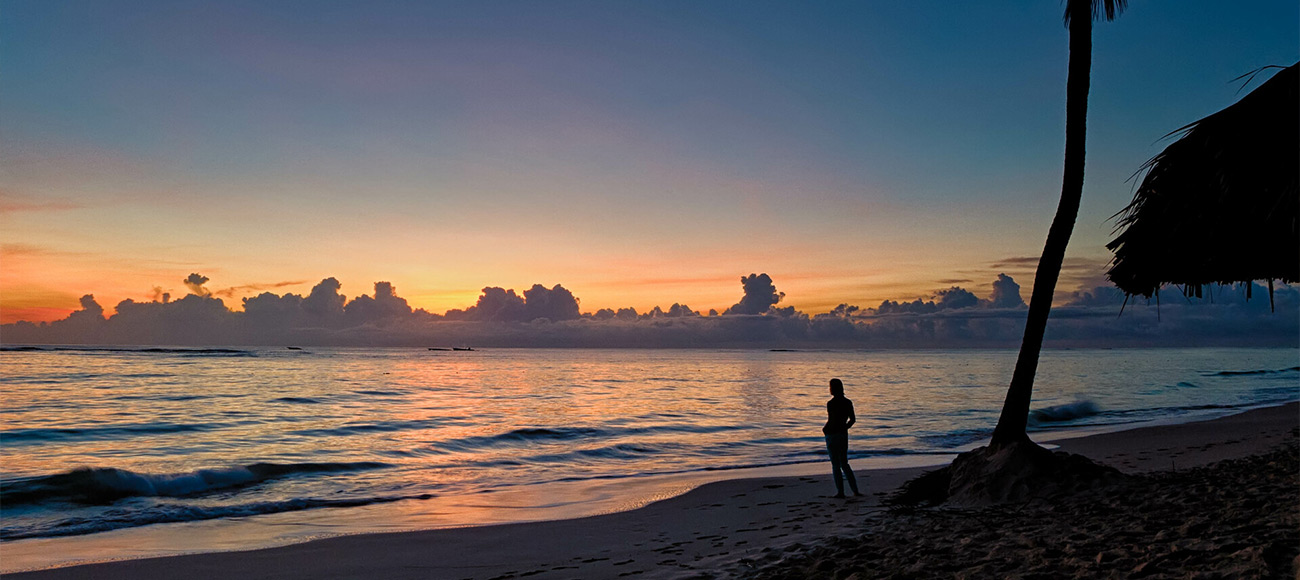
<box><xmin>286</xmin><ymin>346</ymin><xmax>303</xmax><ymax>350</ymax></box>
<box><xmin>453</xmin><ymin>347</ymin><xmax>475</xmax><ymax>351</ymax></box>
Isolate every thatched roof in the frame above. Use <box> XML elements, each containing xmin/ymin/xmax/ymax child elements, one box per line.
<box><xmin>1106</xmin><ymin>62</ymin><xmax>1298</xmax><ymax>300</ymax></box>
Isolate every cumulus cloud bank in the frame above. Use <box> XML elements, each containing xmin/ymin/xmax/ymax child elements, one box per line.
<box><xmin>2</xmin><ymin>272</ymin><xmax>1295</xmax><ymax>348</ymax></box>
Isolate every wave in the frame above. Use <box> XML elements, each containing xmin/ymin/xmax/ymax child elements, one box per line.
<box><xmin>271</xmin><ymin>396</ymin><xmax>322</xmax><ymax>404</ymax></box>
<box><xmin>496</xmin><ymin>427</ymin><xmax>603</xmax><ymax>442</ymax></box>
<box><xmin>1</xmin><ymin>462</ymin><xmax>391</xmax><ymax>505</ymax></box>
<box><xmin>514</xmin><ymin>442</ymin><xmax>676</xmax><ymax>465</ymax></box>
<box><xmin>1</xmin><ymin>493</ymin><xmax>431</xmax><ymax>540</ymax></box>
<box><xmin>1027</xmin><ymin>400</ymin><xmax>1101</xmax><ymax>426</ymax></box>
<box><xmin>432</xmin><ymin>424</ymin><xmax>743</xmax><ymax>453</ymax></box>
<box><xmin>1207</xmin><ymin>366</ymin><xmax>1300</xmax><ymax>376</ymax></box>
<box><xmin>287</xmin><ymin>418</ymin><xmax>455</xmax><ymax>437</ymax></box>
<box><xmin>0</xmin><ymin>346</ymin><xmax>256</xmax><ymax>357</ymax></box>
<box><xmin>1</xmin><ymin>422</ymin><xmax>232</xmax><ymax>445</ymax></box>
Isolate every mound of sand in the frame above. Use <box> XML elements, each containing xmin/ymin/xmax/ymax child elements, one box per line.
<box><xmin>744</xmin><ymin>439</ymin><xmax>1299</xmax><ymax>579</ymax></box>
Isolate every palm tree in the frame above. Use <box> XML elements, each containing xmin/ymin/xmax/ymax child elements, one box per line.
<box><xmin>989</xmin><ymin>0</ymin><xmax>1127</xmax><ymax>446</ymax></box>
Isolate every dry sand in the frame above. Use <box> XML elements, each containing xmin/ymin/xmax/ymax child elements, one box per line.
<box><xmin>6</xmin><ymin>403</ymin><xmax>1296</xmax><ymax>580</ymax></box>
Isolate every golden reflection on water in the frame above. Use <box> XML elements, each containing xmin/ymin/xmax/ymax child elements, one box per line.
<box><xmin>3</xmin><ymin>345</ymin><xmax>1295</xmax><ymax>567</ymax></box>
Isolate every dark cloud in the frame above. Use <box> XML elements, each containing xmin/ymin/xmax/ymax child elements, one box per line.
<box><xmin>212</xmin><ymin>280</ymin><xmax>308</xmax><ymax>299</ymax></box>
<box><xmin>183</xmin><ymin>273</ymin><xmax>211</xmax><ymax>297</ymax></box>
<box><xmin>876</xmin><ymin>297</ymin><xmax>938</xmax><ymax>315</ymax></box>
<box><xmin>1</xmin><ymin>274</ymin><xmax>1294</xmax><ymax>349</ymax></box>
<box><xmin>303</xmin><ymin>278</ymin><xmax>346</xmax><ymax>319</ymax></box>
<box><xmin>77</xmin><ymin>295</ymin><xmax>103</xmax><ymax>317</ymax></box>
<box><xmin>444</xmin><ymin>284</ymin><xmax>581</xmax><ymax>323</ymax></box>
<box><xmin>667</xmin><ymin>303</ymin><xmax>700</xmax><ymax>317</ymax></box>
<box><xmin>345</xmin><ymin>282</ymin><xmax>414</xmax><ymax>325</ymax></box>
<box><xmin>825</xmin><ymin>304</ymin><xmax>861</xmax><ymax>318</ymax></box>
<box><xmin>936</xmin><ymin>286</ymin><xmax>979</xmax><ymax>309</ymax></box>
<box><xmin>1063</xmin><ymin>285</ymin><xmax>1128</xmax><ymax>308</ymax></box>
<box><xmin>523</xmin><ymin>284</ymin><xmax>580</xmax><ymax>322</ymax></box>
<box><xmin>879</xmin><ymin>275</ymin><xmax>1026</xmax><ymax>315</ymax></box>
<box><xmin>989</xmin><ymin>256</ymin><xmax>1041</xmax><ymax>269</ymax></box>
<box><xmin>450</xmin><ymin>287</ymin><xmax>525</xmax><ymax>322</ymax></box>
<box><xmin>988</xmin><ymin>273</ymin><xmax>1025</xmax><ymax>309</ymax></box>
<box><xmin>727</xmin><ymin>273</ymin><xmax>784</xmax><ymax>315</ymax></box>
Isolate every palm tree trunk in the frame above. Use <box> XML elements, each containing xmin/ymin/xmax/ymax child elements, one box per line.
<box><xmin>990</xmin><ymin>5</ymin><xmax>1092</xmax><ymax>446</ymax></box>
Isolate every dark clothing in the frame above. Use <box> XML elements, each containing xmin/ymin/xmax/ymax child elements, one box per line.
<box><xmin>823</xmin><ymin>395</ymin><xmax>860</xmax><ymax>496</ymax></box>
<box><xmin>823</xmin><ymin>396</ymin><xmax>856</xmax><ymax>435</ymax></box>
<box><xmin>825</xmin><ymin>433</ymin><xmax>859</xmax><ymax>496</ymax></box>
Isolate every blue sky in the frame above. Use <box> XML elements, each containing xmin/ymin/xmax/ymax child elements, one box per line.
<box><xmin>2</xmin><ymin>1</ymin><xmax>1296</xmax><ymax>321</ymax></box>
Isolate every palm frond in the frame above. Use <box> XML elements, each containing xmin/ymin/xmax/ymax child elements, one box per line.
<box><xmin>1063</xmin><ymin>0</ymin><xmax>1128</xmax><ymax>26</ymax></box>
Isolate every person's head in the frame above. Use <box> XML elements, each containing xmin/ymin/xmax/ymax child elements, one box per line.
<box><xmin>829</xmin><ymin>378</ymin><xmax>844</xmax><ymax>397</ymax></box>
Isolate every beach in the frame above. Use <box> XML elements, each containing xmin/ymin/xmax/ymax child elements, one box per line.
<box><xmin>7</xmin><ymin>402</ymin><xmax>1295</xmax><ymax>580</ymax></box>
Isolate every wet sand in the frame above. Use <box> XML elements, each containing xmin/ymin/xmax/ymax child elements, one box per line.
<box><xmin>7</xmin><ymin>402</ymin><xmax>1296</xmax><ymax>580</ymax></box>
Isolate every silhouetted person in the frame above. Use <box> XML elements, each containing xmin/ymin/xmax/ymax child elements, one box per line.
<box><xmin>823</xmin><ymin>378</ymin><xmax>861</xmax><ymax>498</ymax></box>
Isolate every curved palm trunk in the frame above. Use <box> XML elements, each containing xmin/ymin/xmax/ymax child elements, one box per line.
<box><xmin>990</xmin><ymin>6</ymin><xmax>1092</xmax><ymax>446</ymax></box>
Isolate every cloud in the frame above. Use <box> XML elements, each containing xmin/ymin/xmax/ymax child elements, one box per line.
<box><xmin>878</xmin><ymin>275</ymin><xmax>1027</xmax><ymax>315</ymax></box>
<box><xmin>303</xmin><ymin>277</ymin><xmax>346</xmax><ymax>318</ymax></box>
<box><xmin>988</xmin><ymin>273</ymin><xmax>1025</xmax><ymax>308</ymax></box>
<box><xmin>77</xmin><ymin>295</ymin><xmax>104</xmax><ymax>317</ymax></box>
<box><xmin>522</xmin><ymin>284</ymin><xmax>581</xmax><ymax>322</ymax></box>
<box><xmin>212</xmin><ymin>280</ymin><xmax>308</xmax><ymax>299</ymax></box>
<box><xmin>183</xmin><ymin>273</ymin><xmax>211</xmax><ymax>297</ymax></box>
<box><xmin>1</xmin><ymin>273</ymin><xmax>1294</xmax><ymax>349</ymax></box>
<box><xmin>0</xmin><ymin>190</ymin><xmax>81</xmax><ymax>214</ymax></box>
<box><xmin>727</xmin><ymin>273</ymin><xmax>784</xmax><ymax>315</ymax></box>
<box><xmin>443</xmin><ymin>284</ymin><xmax>581</xmax><ymax>323</ymax></box>
<box><xmin>666</xmin><ymin>303</ymin><xmax>700</xmax><ymax>318</ymax></box>
<box><xmin>449</xmin><ymin>287</ymin><xmax>524</xmax><ymax>322</ymax></box>
<box><xmin>345</xmin><ymin>281</ymin><xmax>414</xmax><ymax>324</ymax></box>
<box><xmin>936</xmin><ymin>286</ymin><xmax>979</xmax><ymax>309</ymax></box>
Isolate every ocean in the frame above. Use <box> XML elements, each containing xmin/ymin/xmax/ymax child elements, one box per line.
<box><xmin>1</xmin><ymin>346</ymin><xmax>1296</xmax><ymax>569</ymax></box>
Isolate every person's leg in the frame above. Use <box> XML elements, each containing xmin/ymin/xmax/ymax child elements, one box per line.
<box><xmin>840</xmin><ymin>447</ymin><xmax>860</xmax><ymax>496</ymax></box>
<box><xmin>826</xmin><ymin>434</ymin><xmax>846</xmax><ymax>497</ymax></box>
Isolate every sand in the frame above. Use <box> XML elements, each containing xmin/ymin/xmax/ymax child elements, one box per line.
<box><xmin>6</xmin><ymin>403</ymin><xmax>1296</xmax><ymax>580</ymax></box>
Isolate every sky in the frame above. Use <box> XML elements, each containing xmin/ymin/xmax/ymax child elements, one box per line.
<box><xmin>1</xmin><ymin>0</ymin><xmax>1297</xmax><ymax>324</ymax></box>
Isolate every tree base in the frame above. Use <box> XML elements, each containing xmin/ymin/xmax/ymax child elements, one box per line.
<box><xmin>890</xmin><ymin>439</ymin><xmax>1124</xmax><ymax>507</ymax></box>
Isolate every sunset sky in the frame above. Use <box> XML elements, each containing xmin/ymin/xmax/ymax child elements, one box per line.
<box><xmin>2</xmin><ymin>1</ymin><xmax>1296</xmax><ymax>324</ymax></box>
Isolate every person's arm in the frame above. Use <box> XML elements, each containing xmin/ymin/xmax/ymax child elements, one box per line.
<box><xmin>845</xmin><ymin>400</ymin><xmax>856</xmax><ymax>429</ymax></box>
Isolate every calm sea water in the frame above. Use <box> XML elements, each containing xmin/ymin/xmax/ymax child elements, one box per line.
<box><xmin>1</xmin><ymin>347</ymin><xmax>1296</xmax><ymax>548</ymax></box>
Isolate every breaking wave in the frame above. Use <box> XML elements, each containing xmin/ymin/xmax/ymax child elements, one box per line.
<box><xmin>1208</xmin><ymin>366</ymin><xmax>1300</xmax><ymax>376</ymax></box>
<box><xmin>1</xmin><ymin>493</ymin><xmax>431</xmax><ymax>540</ymax></box>
<box><xmin>1</xmin><ymin>462</ymin><xmax>391</xmax><ymax>506</ymax></box>
<box><xmin>1027</xmin><ymin>400</ymin><xmax>1101</xmax><ymax>426</ymax></box>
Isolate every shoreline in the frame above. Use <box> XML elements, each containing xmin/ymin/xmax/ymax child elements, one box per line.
<box><xmin>5</xmin><ymin>401</ymin><xmax>1295</xmax><ymax>579</ymax></box>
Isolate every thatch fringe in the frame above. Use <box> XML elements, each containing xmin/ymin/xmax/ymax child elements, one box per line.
<box><xmin>1106</xmin><ymin>63</ymin><xmax>1299</xmax><ymax>301</ymax></box>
